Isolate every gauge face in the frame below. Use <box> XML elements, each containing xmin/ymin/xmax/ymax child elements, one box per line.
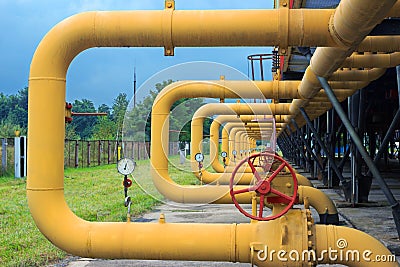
<box><xmin>117</xmin><ymin>158</ymin><xmax>136</xmax><ymax>175</ymax></box>
<box><xmin>195</xmin><ymin>153</ymin><xmax>204</xmax><ymax>162</ymax></box>
<box><xmin>232</xmin><ymin>150</ymin><xmax>237</xmax><ymax>156</ymax></box>
<box><xmin>221</xmin><ymin>151</ymin><xmax>227</xmax><ymax>158</ymax></box>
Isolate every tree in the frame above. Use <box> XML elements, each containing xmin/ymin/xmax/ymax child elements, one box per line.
<box><xmin>92</xmin><ymin>116</ymin><xmax>117</xmax><ymax>140</ymax></box>
<box><xmin>71</xmin><ymin>99</ymin><xmax>97</xmax><ymax>139</ymax></box>
<box><xmin>123</xmin><ymin>80</ymin><xmax>207</xmax><ymax>142</ymax></box>
<box><xmin>65</xmin><ymin>123</ymin><xmax>79</xmax><ymax>139</ymax></box>
<box><xmin>112</xmin><ymin>93</ymin><xmax>129</xmax><ymax>140</ymax></box>
<box><xmin>98</xmin><ymin>104</ymin><xmax>111</xmax><ymax>116</ymax></box>
<box><xmin>0</xmin><ymin>87</ymin><xmax>28</xmax><ymax>131</ymax></box>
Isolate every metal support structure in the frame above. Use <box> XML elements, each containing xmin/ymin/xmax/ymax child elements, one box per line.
<box><xmin>367</xmin><ymin>108</ymin><xmax>400</xmax><ymax>176</ymax></box>
<box><xmin>327</xmin><ymin>110</ymin><xmax>334</xmax><ymax>187</ymax></box>
<box><xmin>282</xmin><ymin>132</ymin><xmax>296</xmax><ymax>163</ymax></box>
<box><xmin>397</xmin><ymin>65</ymin><xmax>400</xmax><ymax>108</ymax></box>
<box><xmin>286</xmin><ymin>125</ymin><xmax>306</xmax><ymax>169</ymax></box>
<box><xmin>318</xmin><ymin>76</ymin><xmax>400</xmax><ymax>238</ymax></box>
<box><xmin>299</xmin><ymin>108</ymin><xmax>347</xmax><ymax>188</ymax></box>
<box><xmin>291</xmin><ymin>119</ymin><xmax>324</xmax><ymax>172</ymax></box>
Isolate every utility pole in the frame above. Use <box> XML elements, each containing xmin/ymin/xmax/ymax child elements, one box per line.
<box><xmin>133</xmin><ymin>65</ymin><xmax>137</xmax><ymax>108</ymax></box>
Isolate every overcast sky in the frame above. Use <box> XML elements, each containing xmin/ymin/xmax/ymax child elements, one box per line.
<box><xmin>0</xmin><ymin>0</ymin><xmax>274</xmax><ymax>107</ymax></box>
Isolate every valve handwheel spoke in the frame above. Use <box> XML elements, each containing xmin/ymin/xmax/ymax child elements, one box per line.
<box><xmin>266</xmin><ymin>162</ymin><xmax>286</xmax><ymax>183</ymax></box>
<box><xmin>229</xmin><ymin>152</ymin><xmax>298</xmax><ymax>221</ymax></box>
<box><xmin>247</xmin><ymin>159</ymin><xmax>263</xmax><ymax>182</ymax></box>
<box><xmin>270</xmin><ymin>188</ymin><xmax>293</xmax><ymax>202</ymax></box>
<box><xmin>231</xmin><ymin>185</ymin><xmax>258</xmax><ymax>195</ymax></box>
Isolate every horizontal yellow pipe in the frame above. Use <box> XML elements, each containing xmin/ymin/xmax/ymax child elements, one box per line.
<box><xmin>358</xmin><ymin>36</ymin><xmax>400</xmax><ymax>53</ymax></box>
<box><xmin>342</xmin><ymin>52</ymin><xmax>400</xmax><ymax>68</ymax></box>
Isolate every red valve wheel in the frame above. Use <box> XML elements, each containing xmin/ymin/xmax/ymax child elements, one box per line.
<box><xmin>229</xmin><ymin>152</ymin><xmax>298</xmax><ymax>221</ymax></box>
<box><xmin>123</xmin><ymin>178</ymin><xmax>133</xmax><ymax>188</ymax></box>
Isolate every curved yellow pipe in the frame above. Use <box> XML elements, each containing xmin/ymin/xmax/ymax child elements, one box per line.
<box><xmin>298</xmin><ymin>186</ymin><xmax>338</xmax><ymax>224</ymax></box>
<box><xmin>316</xmin><ymin>225</ymin><xmax>399</xmax><ymax>266</ymax></box>
<box><xmin>215</xmin><ymin>123</ymin><xmax>314</xmax><ymax>187</ymax></box>
<box><xmin>293</xmin><ymin>0</ymin><xmax>398</xmax><ymax>128</ymax></box>
<box><xmin>210</xmin><ymin>120</ymin><xmax>278</xmax><ymax>173</ymax></box>
<box><xmin>210</xmin><ymin>115</ymin><xmax>283</xmax><ymax>172</ymax></box>
<box><xmin>28</xmin><ymin>6</ymin><xmax>397</xmax><ymax>264</ymax></box>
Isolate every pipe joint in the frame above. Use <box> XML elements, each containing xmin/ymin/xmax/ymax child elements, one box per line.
<box><xmin>278</xmin><ymin>6</ymin><xmax>289</xmax><ymax>55</ymax></box>
<box><xmin>328</xmin><ymin>12</ymin><xmax>352</xmax><ymax>48</ymax></box>
<box><xmin>163</xmin><ymin>0</ymin><xmax>175</xmax><ymax>56</ymax></box>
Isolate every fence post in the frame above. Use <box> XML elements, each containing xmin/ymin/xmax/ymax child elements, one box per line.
<box><xmin>2</xmin><ymin>138</ymin><xmax>7</xmax><ymax>174</ymax></box>
<box><xmin>107</xmin><ymin>140</ymin><xmax>111</xmax><ymax>164</ymax></box>
<box><xmin>67</xmin><ymin>140</ymin><xmax>71</xmax><ymax>167</ymax></box>
<box><xmin>98</xmin><ymin>141</ymin><xmax>101</xmax><ymax>166</ymax></box>
<box><xmin>75</xmin><ymin>140</ymin><xmax>79</xmax><ymax>168</ymax></box>
<box><xmin>87</xmin><ymin>141</ymin><xmax>91</xmax><ymax>166</ymax></box>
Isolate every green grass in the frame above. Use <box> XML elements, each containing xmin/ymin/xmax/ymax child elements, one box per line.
<box><xmin>0</xmin><ymin>156</ymin><xmax>201</xmax><ymax>267</ymax></box>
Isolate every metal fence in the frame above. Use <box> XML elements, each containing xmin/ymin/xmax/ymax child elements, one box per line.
<box><xmin>1</xmin><ymin>138</ymin><xmax>180</xmax><ymax>176</ymax></box>
<box><xmin>64</xmin><ymin>140</ymin><xmax>180</xmax><ymax>168</ymax></box>
<box><xmin>1</xmin><ymin>138</ymin><xmax>15</xmax><ymax>176</ymax></box>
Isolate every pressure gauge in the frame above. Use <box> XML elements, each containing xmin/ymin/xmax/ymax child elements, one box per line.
<box><xmin>117</xmin><ymin>158</ymin><xmax>136</xmax><ymax>175</ymax></box>
<box><xmin>232</xmin><ymin>150</ymin><xmax>237</xmax><ymax>156</ymax></box>
<box><xmin>195</xmin><ymin>153</ymin><xmax>204</xmax><ymax>162</ymax></box>
<box><xmin>221</xmin><ymin>151</ymin><xmax>227</xmax><ymax>158</ymax></box>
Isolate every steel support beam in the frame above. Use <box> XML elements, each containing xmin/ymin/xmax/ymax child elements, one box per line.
<box><xmin>286</xmin><ymin>125</ymin><xmax>307</xmax><ymax>170</ymax></box>
<box><xmin>291</xmin><ymin>119</ymin><xmax>324</xmax><ymax>172</ymax></box>
<box><xmin>299</xmin><ymin>108</ymin><xmax>347</xmax><ymax>186</ymax></box>
<box><xmin>367</xmin><ymin>108</ymin><xmax>400</xmax><ymax>176</ymax></box>
<box><xmin>318</xmin><ymin>76</ymin><xmax>400</xmax><ymax>238</ymax></box>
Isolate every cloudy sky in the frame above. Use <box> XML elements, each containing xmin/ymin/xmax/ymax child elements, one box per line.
<box><xmin>0</xmin><ymin>0</ymin><xmax>274</xmax><ymax>107</ymax></box>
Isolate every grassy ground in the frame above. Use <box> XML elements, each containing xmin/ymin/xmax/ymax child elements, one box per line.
<box><xmin>0</xmin><ymin>156</ymin><xmax>200</xmax><ymax>267</ymax></box>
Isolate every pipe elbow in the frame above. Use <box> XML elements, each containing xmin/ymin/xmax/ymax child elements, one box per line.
<box><xmin>27</xmin><ymin>189</ymin><xmax>100</xmax><ymax>257</ymax></box>
<box><xmin>298</xmin><ymin>186</ymin><xmax>339</xmax><ymax>225</ymax></box>
<box><xmin>316</xmin><ymin>225</ymin><xmax>399</xmax><ymax>266</ymax></box>
<box><xmin>296</xmin><ymin>174</ymin><xmax>313</xmax><ymax>187</ymax></box>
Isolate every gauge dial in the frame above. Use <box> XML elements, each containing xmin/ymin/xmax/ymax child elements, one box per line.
<box><xmin>117</xmin><ymin>158</ymin><xmax>136</xmax><ymax>175</ymax></box>
<box><xmin>232</xmin><ymin>150</ymin><xmax>237</xmax><ymax>156</ymax></box>
<box><xmin>195</xmin><ymin>153</ymin><xmax>204</xmax><ymax>162</ymax></box>
<box><xmin>221</xmin><ymin>151</ymin><xmax>227</xmax><ymax>158</ymax></box>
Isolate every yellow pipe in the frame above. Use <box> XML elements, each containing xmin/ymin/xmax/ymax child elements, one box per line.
<box><xmin>315</xmin><ymin>225</ymin><xmax>399</xmax><ymax>266</ymax></box>
<box><xmin>358</xmin><ymin>36</ymin><xmax>400</xmax><ymax>53</ymax></box>
<box><xmin>224</xmin><ymin>125</ymin><xmax>313</xmax><ymax>187</ymax></box>
<box><xmin>191</xmin><ymin>102</ymin><xmax>276</xmax><ymax>173</ymax></box>
<box><xmin>28</xmin><ymin>6</ymin><xmax>397</xmax><ymax>263</ymax></box>
<box><xmin>329</xmin><ymin>68</ymin><xmax>386</xmax><ymax>81</ymax></box>
<box><xmin>218</xmin><ymin>119</ymin><xmax>282</xmax><ymax>168</ymax></box>
<box><xmin>298</xmin><ymin>186</ymin><xmax>338</xmax><ymax>224</ymax></box>
<box><xmin>293</xmin><ymin>0</ymin><xmax>398</xmax><ymax>123</ymax></box>
<box><xmin>309</xmin><ymin>0</ymin><xmax>397</xmax><ymax>78</ymax></box>
<box><xmin>341</xmin><ymin>52</ymin><xmax>400</xmax><ymax>68</ymax></box>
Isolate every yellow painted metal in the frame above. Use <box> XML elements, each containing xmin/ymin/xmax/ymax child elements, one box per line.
<box><xmin>27</xmin><ymin>2</ymin><xmax>400</xmax><ymax>265</ymax></box>
<box><xmin>357</xmin><ymin>36</ymin><xmax>400</xmax><ymax>53</ymax></box>
<box><xmin>191</xmin><ymin>103</ymin><xmax>277</xmax><ymax>175</ymax></box>
<box><xmin>342</xmin><ymin>52</ymin><xmax>400</xmax><ymax>68</ymax></box>
<box><xmin>298</xmin><ymin>186</ymin><xmax>337</xmax><ymax>216</ymax></box>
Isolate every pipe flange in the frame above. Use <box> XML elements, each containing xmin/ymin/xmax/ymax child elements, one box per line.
<box><xmin>328</xmin><ymin>13</ymin><xmax>352</xmax><ymax>48</ymax></box>
<box><xmin>305</xmin><ymin>209</ymin><xmax>317</xmax><ymax>266</ymax></box>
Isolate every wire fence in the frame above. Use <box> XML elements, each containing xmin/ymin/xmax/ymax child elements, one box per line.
<box><xmin>1</xmin><ymin>138</ymin><xmax>180</xmax><ymax>176</ymax></box>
